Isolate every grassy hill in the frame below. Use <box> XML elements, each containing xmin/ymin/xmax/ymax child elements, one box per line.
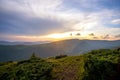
<box><xmin>0</xmin><ymin>48</ymin><xmax>120</xmax><ymax>80</ymax></box>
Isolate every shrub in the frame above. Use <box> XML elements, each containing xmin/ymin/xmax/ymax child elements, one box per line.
<box><xmin>55</xmin><ymin>54</ymin><xmax>67</xmax><ymax>59</ymax></box>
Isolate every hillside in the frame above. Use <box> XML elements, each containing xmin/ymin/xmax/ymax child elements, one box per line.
<box><xmin>0</xmin><ymin>39</ymin><xmax>120</xmax><ymax>61</ymax></box>
<box><xmin>0</xmin><ymin>41</ymin><xmax>49</xmax><ymax>45</ymax></box>
<box><xmin>0</xmin><ymin>48</ymin><xmax>120</xmax><ymax>80</ymax></box>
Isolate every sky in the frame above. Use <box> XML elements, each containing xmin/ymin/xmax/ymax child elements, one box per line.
<box><xmin>0</xmin><ymin>0</ymin><xmax>120</xmax><ymax>41</ymax></box>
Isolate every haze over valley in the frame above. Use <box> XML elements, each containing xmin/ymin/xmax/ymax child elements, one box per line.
<box><xmin>0</xmin><ymin>39</ymin><xmax>120</xmax><ymax>61</ymax></box>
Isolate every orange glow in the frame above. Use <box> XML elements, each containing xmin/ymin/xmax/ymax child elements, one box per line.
<box><xmin>48</xmin><ymin>34</ymin><xmax>66</xmax><ymax>38</ymax></box>
<box><xmin>4</xmin><ymin>32</ymin><xmax>120</xmax><ymax>42</ymax></box>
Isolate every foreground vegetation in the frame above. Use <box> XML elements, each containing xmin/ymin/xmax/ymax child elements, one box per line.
<box><xmin>0</xmin><ymin>48</ymin><xmax>120</xmax><ymax>80</ymax></box>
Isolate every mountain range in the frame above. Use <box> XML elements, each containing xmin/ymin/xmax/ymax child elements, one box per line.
<box><xmin>0</xmin><ymin>41</ymin><xmax>49</xmax><ymax>45</ymax></box>
<box><xmin>0</xmin><ymin>39</ymin><xmax>120</xmax><ymax>61</ymax></box>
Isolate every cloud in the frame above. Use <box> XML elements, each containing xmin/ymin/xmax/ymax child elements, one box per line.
<box><xmin>0</xmin><ymin>0</ymin><xmax>90</xmax><ymax>36</ymax></box>
<box><xmin>0</xmin><ymin>0</ymin><xmax>120</xmax><ymax>41</ymax></box>
<box><xmin>111</xmin><ymin>19</ymin><xmax>120</xmax><ymax>24</ymax></box>
<box><xmin>93</xmin><ymin>37</ymin><xmax>98</xmax><ymax>39</ymax></box>
<box><xmin>76</xmin><ymin>33</ymin><xmax>81</xmax><ymax>36</ymax></box>
<box><xmin>89</xmin><ymin>33</ymin><xmax>95</xmax><ymax>36</ymax></box>
<box><xmin>115</xmin><ymin>34</ymin><xmax>120</xmax><ymax>38</ymax></box>
<box><xmin>0</xmin><ymin>0</ymin><xmax>98</xmax><ymax>36</ymax></box>
<box><xmin>0</xmin><ymin>8</ymin><xmax>67</xmax><ymax>36</ymax></box>
<box><xmin>102</xmin><ymin>34</ymin><xmax>110</xmax><ymax>39</ymax></box>
<box><xmin>0</xmin><ymin>0</ymin><xmax>72</xmax><ymax>36</ymax></box>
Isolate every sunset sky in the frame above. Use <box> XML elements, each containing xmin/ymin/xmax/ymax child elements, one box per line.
<box><xmin>0</xmin><ymin>0</ymin><xmax>120</xmax><ymax>41</ymax></box>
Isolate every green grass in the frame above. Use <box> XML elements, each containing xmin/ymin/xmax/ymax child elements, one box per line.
<box><xmin>0</xmin><ymin>48</ymin><xmax>120</xmax><ymax>80</ymax></box>
<box><xmin>47</xmin><ymin>56</ymin><xmax>85</xmax><ymax>80</ymax></box>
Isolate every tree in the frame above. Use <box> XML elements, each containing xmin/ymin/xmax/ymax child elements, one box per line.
<box><xmin>30</xmin><ymin>52</ymin><xmax>39</xmax><ymax>60</ymax></box>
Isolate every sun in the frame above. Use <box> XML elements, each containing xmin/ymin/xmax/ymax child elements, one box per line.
<box><xmin>50</xmin><ymin>34</ymin><xmax>62</xmax><ymax>38</ymax></box>
<box><xmin>47</xmin><ymin>33</ymin><xmax>70</xmax><ymax>40</ymax></box>
<box><xmin>48</xmin><ymin>34</ymin><xmax>65</xmax><ymax>38</ymax></box>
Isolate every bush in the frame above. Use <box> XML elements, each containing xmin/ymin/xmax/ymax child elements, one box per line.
<box><xmin>55</xmin><ymin>54</ymin><xmax>67</xmax><ymax>59</ymax></box>
<box><xmin>0</xmin><ymin>59</ymin><xmax>53</xmax><ymax>80</ymax></box>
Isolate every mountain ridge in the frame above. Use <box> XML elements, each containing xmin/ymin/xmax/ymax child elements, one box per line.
<box><xmin>0</xmin><ymin>41</ymin><xmax>50</xmax><ymax>45</ymax></box>
<box><xmin>0</xmin><ymin>39</ymin><xmax>120</xmax><ymax>61</ymax></box>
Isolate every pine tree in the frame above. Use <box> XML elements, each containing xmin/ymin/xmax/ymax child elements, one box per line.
<box><xmin>30</xmin><ymin>52</ymin><xmax>37</xmax><ymax>60</ymax></box>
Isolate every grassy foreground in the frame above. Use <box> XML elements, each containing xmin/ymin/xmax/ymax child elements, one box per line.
<box><xmin>0</xmin><ymin>48</ymin><xmax>120</xmax><ymax>80</ymax></box>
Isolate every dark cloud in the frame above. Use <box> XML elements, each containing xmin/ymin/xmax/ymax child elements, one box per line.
<box><xmin>89</xmin><ymin>33</ymin><xmax>95</xmax><ymax>36</ymax></box>
<box><xmin>103</xmin><ymin>34</ymin><xmax>110</xmax><ymax>39</ymax></box>
<box><xmin>93</xmin><ymin>37</ymin><xmax>98</xmax><ymax>39</ymax></box>
<box><xmin>89</xmin><ymin>33</ymin><xmax>98</xmax><ymax>39</ymax></box>
<box><xmin>0</xmin><ymin>7</ymin><xmax>66</xmax><ymax>36</ymax></box>
<box><xmin>76</xmin><ymin>33</ymin><xmax>81</xmax><ymax>36</ymax></box>
<box><xmin>70</xmin><ymin>33</ymin><xmax>72</xmax><ymax>36</ymax></box>
<box><xmin>115</xmin><ymin>34</ymin><xmax>120</xmax><ymax>38</ymax></box>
